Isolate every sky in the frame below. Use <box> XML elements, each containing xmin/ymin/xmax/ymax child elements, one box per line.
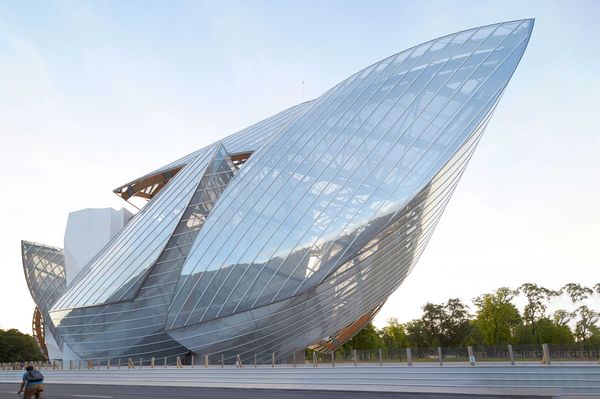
<box><xmin>0</xmin><ymin>0</ymin><xmax>599</xmax><ymax>334</ymax></box>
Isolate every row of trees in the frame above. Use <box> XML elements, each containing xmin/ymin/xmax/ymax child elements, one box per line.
<box><xmin>0</xmin><ymin>329</ymin><xmax>44</xmax><ymax>362</ymax></box>
<box><xmin>343</xmin><ymin>283</ymin><xmax>600</xmax><ymax>350</ymax></box>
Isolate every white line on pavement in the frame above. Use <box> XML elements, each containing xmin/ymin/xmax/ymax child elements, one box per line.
<box><xmin>72</xmin><ymin>395</ymin><xmax>113</xmax><ymax>398</ymax></box>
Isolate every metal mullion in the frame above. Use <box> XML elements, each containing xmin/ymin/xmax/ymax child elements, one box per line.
<box><xmin>139</xmin><ymin>280</ymin><xmax>178</xmax><ymax>290</ymax></box>
<box><xmin>186</xmin><ymin>46</ymin><xmax>422</xmax><ymax>325</ymax></box>
<box><xmin>224</xmin><ymin>102</ymin><xmax>311</xmax><ymax>152</ymax></box>
<box><xmin>146</xmin><ymin>268</ymin><xmax>181</xmax><ymax>279</ymax></box>
<box><xmin>59</xmin><ymin>322</ymin><xmax>165</xmax><ymax>338</ymax></box>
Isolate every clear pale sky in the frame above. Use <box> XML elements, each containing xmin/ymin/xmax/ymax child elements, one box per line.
<box><xmin>1</xmin><ymin>0</ymin><xmax>599</xmax><ymax>334</ymax></box>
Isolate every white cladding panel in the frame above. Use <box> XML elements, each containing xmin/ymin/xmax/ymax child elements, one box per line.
<box><xmin>64</xmin><ymin>208</ymin><xmax>132</xmax><ymax>286</ymax></box>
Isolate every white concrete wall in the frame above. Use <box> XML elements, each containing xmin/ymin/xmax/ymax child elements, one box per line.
<box><xmin>63</xmin><ymin>208</ymin><xmax>132</xmax><ymax>287</ymax></box>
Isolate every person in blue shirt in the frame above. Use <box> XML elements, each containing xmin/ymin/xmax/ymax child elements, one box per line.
<box><xmin>18</xmin><ymin>365</ymin><xmax>44</xmax><ymax>399</ymax></box>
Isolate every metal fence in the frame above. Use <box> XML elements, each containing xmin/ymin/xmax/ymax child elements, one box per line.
<box><xmin>2</xmin><ymin>343</ymin><xmax>599</xmax><ymax>370</ymax></box>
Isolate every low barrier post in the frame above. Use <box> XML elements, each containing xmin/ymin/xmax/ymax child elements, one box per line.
<box><xmin>254</xmin><ymin>354</ymin><xmax>257</xmax><ymax>368</ymax></box>
<box><xmin>331</xmin><ymin>351</ymin><xmax>335</xmax><ymax>367</ymax></box>
<box><xmin>205</xmin><ymin>355</ymin><xmax>209</xmax><ymax>368</ymax></box>
<box><xmin>151</xmin><ymin>357</ymin><xmax>155</xmax><ymax>369</ymax></box>
<box><xmin>236</xmin><ymin>354</ymin><xmax>243</xmax><ymax>368</ymax></box>
<box><xmin>312</xmin><ymin>352</ymin><xmax>318</xmax><ymax>367</ymax></box>
<box><xmin>542</xmin><ymin>343</ymin><xmax>551</xmax><ymax>365</ymax></box>
<box><xmin>293</xmin><ymin>351</ymin><xmax>296</xmax><ymax>368</ymax></box>
<box><xmin>272</xmin><ymin>353</ymin><xmax>275</xmax><ymax>368</ymax></box>
<box><xmin>468</xmin><ymin>346</ymin><xmax>475</xmax><ymax>366</ymax></box>
<box><xmin>353</xmin><ymin>349</ymin><xmax>357</xmax><ymax>366</ymax></box>
<box><xmin>438</xmin><ymin>347</ymin><xmax>443</xmax><ymax>366</ymax></box>
<box><xmin>191</xmin><ymin>355</ymin><xmax>194</xmax><ymax>368</ymax></box>
<box><xmin>406</xmin><ymin>347</ymin><xmax>412</xmax><ymax>366</ymax></box>
<box><xmin>508</xmin><ymin>344</ymin><xmax>515</xmax><ymax>366</ymax></box>
<box><xmin>164</xmin><ymin>356</ymin><xmax>167</xmax><ymax>368</ymax></box>
<box><xmin>378</xmin><ymin>348</ymin><xmax>383</xmax><ymax>367</ymax></box>
<box><xmin>107</xmin><ymin>359</ymin><xmax>111</xmax><ymax>370</ymax></box>
<box><xmin>221</xmin><ymin>354</ymin><xmax>224</xmax><ymax>369</ymax></box>
<box><xmin>139</xmin><ymin>357</ymin><xmax>143</xmax><ymax>369</ymax></box>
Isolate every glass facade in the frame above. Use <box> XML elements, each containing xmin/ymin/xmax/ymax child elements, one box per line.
<box><xmin>21</xmin><ymin>20</ymin><xmax>532</xmax><ymax>363</ymax></box>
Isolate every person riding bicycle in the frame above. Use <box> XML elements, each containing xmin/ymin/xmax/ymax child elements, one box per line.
<box><xmin>18</xmin><ymin>365</ymin><xmax>44</xmax><ymax>399</ymax></box>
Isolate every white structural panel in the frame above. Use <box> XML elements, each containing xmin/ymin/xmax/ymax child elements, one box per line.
<box><xmin>63</xmin><ymin>208</ymin><xmax>132</xmax><ymax>287</ymax></box>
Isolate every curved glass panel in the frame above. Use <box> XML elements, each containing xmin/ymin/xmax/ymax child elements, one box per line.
<box><xmin>166</xmin><ymin>19</ymin><xmax>533</xmax><ymax>330</ymax></box>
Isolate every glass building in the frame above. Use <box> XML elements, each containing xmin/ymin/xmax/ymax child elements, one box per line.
<box><xmin>22</xmin><ymin>20</ymin><xmax>533</xmax><ymax>363</ymax></box>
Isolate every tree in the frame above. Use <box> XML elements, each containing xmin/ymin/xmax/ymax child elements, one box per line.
<box><xmin>573</xmin><ymin>305</ymin><xmax>600</xmax><ymax>346</ymax></box>
<box><xmin>517</xmin><ymin>283</ymin><xmax>559</xmax><ymax>344</ymax></box>
<box><xmin>342</xmin><ymin>323</ymin><xmax>383</xmax><ymax>350</ymax></box>
<box><xmin>562</xmin><ymin>283</ymin><xmax>593</xmax><ymax>303</ymax></box>
<box><xmin>515</xmin><ymin>318</ymin><xmax>574</xmax><ymax>345</ymax></box>
<box><xmin>553</xmin><ymin>309</ymin><xmax>572</xmax><ymax>327</ymax></box>
<box><xmin>380</xmin><ymin>318</ymin><xmax>407</xmax><ymax>349</ymax></box>
<box><xmin>404</xmin><ymin>319</ymin><xmax>429</xmax><ymax>351</ymax></box>
<box><xmin>472</xmin><ymin>287</ymin><xmax>521</xmax><ymax>346</ymax></box>
<box><xmin>0</xmin><ymin>329</ymin><xmax>44</xmax><ymax>362</ymax></box>
<box><xmin>421</xmin><ymin>298</ymin><xmax>472</xmax><ymax>347</ymax></box>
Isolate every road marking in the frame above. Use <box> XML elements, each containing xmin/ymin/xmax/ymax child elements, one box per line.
<box><xmin>72</xmin><ymin>395</ymin><xmax>113</xmax><ymax>398</ymax></box>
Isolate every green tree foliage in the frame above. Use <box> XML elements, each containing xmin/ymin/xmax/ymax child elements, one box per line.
<box><xmin>573</xmin><ymin>305</ymin><xmax>600</xmax><ymax>345</ymax></box>
<box><xmin>562</xmin><ymin>283</ymin><xmax>593</xmax><ymax>303</ymax></box>
<box><xmin>420</xmin><ymin>298</ymin><xmax>472</xmax><ymax>347</ymax></box>
<box><xmin>404</xmin><ymin>319</ymin><xmax>429</xmax><ymax>350</ymax></box>
<box><xmin>0</xmin><ymin>329</ymin><xmax>44</xmax><ymax>362</ymax></box>
<box><xmin>517</xmin><ymin>283</ymin><xmax>559</xmax><ymax>345</ymax></box>
<box><xmin>472</xmin><ymin>287</ymin><xmax>521</xmax><ymax>346</ymax></box>
<box><xmin>380</xmin><ymin>318</ymin><xmax>407</xmax><ymax>349</ymax></box>
<box><xmin>515</xmin><ymin>318</ymin><xmax>574</xmax><ymax>345</ymax></box>
<box><xmin>332</xmin><ymin>283</ymin><xmax>595</xmax><ymax>351</ymax></box>
<box><xmin>341</xmin><ymin>322</ymin><xmax>383</xmax><ymax>350</ymax></box>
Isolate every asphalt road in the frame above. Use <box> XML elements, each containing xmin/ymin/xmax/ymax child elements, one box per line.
<box><xmin>0</xmin><ymin>383</ymin><xmax>553</xmax><ymax>399</ymax></box>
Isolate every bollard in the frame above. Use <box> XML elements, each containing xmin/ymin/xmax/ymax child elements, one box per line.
<box><xmin>151</xmin><ymin>357</ymin><xmax>155</xmax><ymax>369</ymax></box>
<box><xmin>254</xmin><ymin>354</ymin><xmax>257</xmax><ymax>368</ymax></box>
<box><xmin>69</xmin><ymin>360</ymin><xmax>73</xmax><ymax>370</ymax></box>
<box><xmin>293</xmin><ymin>351</ymin><xmax>296</xmax><ymax>368</ymax></box>
<box><xmin>378</xmin><ymin>348</ymin><xmax>383</xmax><ymax>367</ymax></box>
<box><xmin>107</xmin><ymin>359</ymin><xmax>111</xmax><ymax>370</ymax></box>
<box><xmin>353</xmin><ymin>349</ymin><xmax>357</xmax><ymax>366</ymax></box>
<box><xmin>176</xmin><ymin>356</ymin><xmax>183</xmax><ymax>369</ymax></box>
<box><xmin>312</xmin><ymin>352</ymin><xmax>318</xmax><ymax>367</ymax></box>
<box><xmin>191</xmin><ymin>355</ymin><xmax>194</xmax><ymax>368</ymax></box>
<box><xmin>332</xmin><ymin>351</ymin><xmax>335</xmax><ymax>367</ymax></box>
<box><xmin>468</xmin><ymin>346</ymin><xmax>475</xmax><ymax>366</ymax></box>
<box><xmin>438</xmin><ymin>347</ymin><xmax>443</xmax><ymax>366</ymax></box>
<box><xmin>164</xmin><ymin>356</ymin><xmax>167</xmax><ymax>369</ymax></box>
<box><xmin>97</xmin><ymin>359</ymin><xmax>100</xmax><ymax>369</ymax></box>
<box><xmin>140</xmin><ymin>357</ymin><xmax>143</xmax><ymax>369</ymax></box>
<box><xmin>221</xmin><ymin>354</ymin><xmax>224</xmax><ymax>369</ymax></box>
<box><xmin>508</xmin><ymin>344</ymin><xmax>515</xmax><ymax>366</ymax></box>
<box><xmin>128</xmin><ymin>358</ymin><xmax>134</xmax><ymax>369</ymax></box>
<box><xmin>205</xmin><ymin>355</ymin><xmax>209</xmax><ymax>368</ymax></box>
<box><xmin>542</xmin><ymin>343</ymin><xmax>551</xmax><ymax>365</ymax></box>
<box><xmin>79</xmin><ymin>360</ymin><xmax>82</xmax><ymax>370</ymax></box>
<box><xmin>272</xmin><ymin>353</ymin><xmax>275</xmax><ymax>368</ymax></box>
<box><xmin>117</xmin><ymin>358</ymin><xmax>121</xmax><ymax>369</ymax></box>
